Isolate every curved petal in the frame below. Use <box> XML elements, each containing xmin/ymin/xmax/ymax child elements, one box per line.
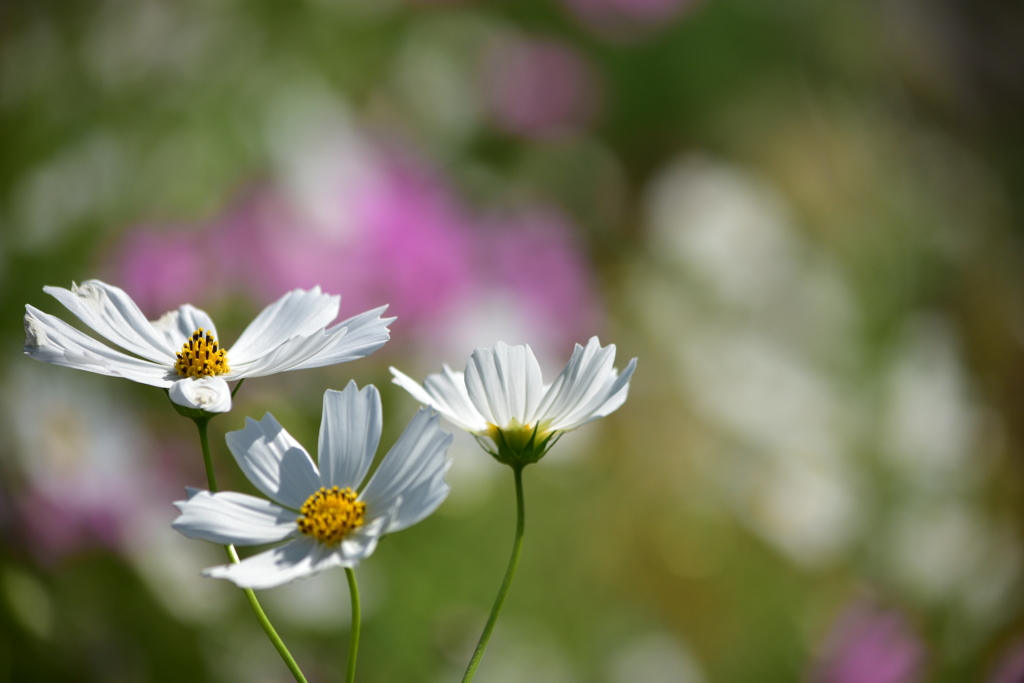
<box><xmin>534</xmin><ymin>337</ymin><xmax>617</xmax><ymax>426</ymax></box>
<box><xmin>390</xmin><ymin>365</ymin><xmax>489</xmax><ymax>433</ymax></box>
<box><xmin>464</xmin><ymin>342</ymin><xmax>545</xmax><ymax>428</ymax></box>
<box><xmin>226</xmin><ymin>328</ymin><xmax>338</xmax><ymax>379</ymax></box>
<box><xmin>202</xmin><ymin>537</ymin><xmax>342</xmax><ymax>590</ymax></box>
<box><xmin>318</xmin><ymin>382</ymin><xmax>382</xmax><ymax>491</ymax></box>
<box><xmin>225</xmin><ymin>413</ymin><xmax>321</xmax><ymax>510</ymax></box>
<box><xmin>151</xmin><ymin>305</ymin><xmax>219</xmax><ymax>350</ymax></box>
<box><xmin>172</xmin><ymin>490</ymin><xmax>298</xmax><ymax>546</ymax></box>
<box><xmin>43</xmin><ymin>280</ymin><xmax>177</xmax><ymax>363</ymax></box>
<box><xmin>338</xmin><ymin>514</ymin><xmax>389</xmax><ymax>564</ymax></box>
<box><xmin>290</xmin><ymin>306</ymin><xmax>395</xmax><ymax>370</ymax></box>
<box><xmin>359</xmin><ymin>408</ymin><xmax>453</xmax><ymax>527</ymax></box>
<box><xmin>228</xmin><ymin>288</ymin><xmax>340</xmax><ymax>366</ymax></box>
<box><xmin>24</xmin><ymin>305</ymin><xmax>173</xmax><ymax>387</ymax></box>
<box><xmin>549</xmin><ymin>357</ymin><xmax>637</xmax><ymax>431</ymax></box>
<box><xmin>381</xmin><ymin>456</ymin><xmax>452</xmax><ymax>533</ymax></box>
<box><xmin>168</xmin><ymin>377</ymin><xmax>233</xmax><ymax>414</ymax></box>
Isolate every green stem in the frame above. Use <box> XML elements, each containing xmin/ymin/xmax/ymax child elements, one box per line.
<box><xmin>461</xmin><ymin>464</ymin><xmax>526</xmax><ymax>683</ymax></box>
<box><xmin>345</xmin><ymin>568</ymin><xmax>361</xmax><ymax>683</ymax></box>
<box><xmin>192</xmin><ymin>417</ymin><xmax>309</xmax><ymax>683</ymax></box>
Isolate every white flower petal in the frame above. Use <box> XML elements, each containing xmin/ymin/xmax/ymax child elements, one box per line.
<box><xmin>43</xmin><ymin>280</ymin><xmax>177</xmax><ymax>363</ymax></box>
<box><xmin>24</xmin><ymin>305</ymin><xmax>173</xmax><ymax>387</ymax></box>
<box><xmin>339</xmin><ymin>515</ymin><xmax>389</xmax><ymax>563</ymax></box>
<box><xmin>381</xmin><ymin>457</ymin><xmax>452</xmax><ymax>533</ymax></box>
<box><xmin>550</xmin><ymin>357</ymin><xmax>637</xmax><ymax>431</ymax></box>
<box><xmin>151</xmin><ymin>305</ymin><xmax>219</xmax><ymax>350</ymax></box>
<box><xmin>464</xmin><ymin>342</ymin><xmax>545</xmax><ymax>428</ymax></box>
<box><xmin>172</xmin><ymin>490</ymin><xmax>298</xmax><ymax>545</ymax></box>
<box><xmin>226</xmin><ymin>328</ymin><xmax>338</xmax><ymax>379</ymax></box>
<box><xmin>318</xmin><ymin>382</ymin><xmax>382</xmax><ymax>491</ymax></box>
<box><xmin>168</xmin><ymin>377</ymin><xmax>233</xmax><ymax>413</ymax></box>
<box><xmin>290</xmin><ymin>306</ymin><xmax>395</xmax><ymax>370</ymax></box>
<box><xmin>202</xmin><ymin>537</ymin><xmax>342</xmax><ymax>590</ymax></box>
<box><xmin>535</xmin><ymin>337</ymin><xmax>617</xmax><ymax>426</ymax></box>
<box><xmin>228</xmin><ymin>288</ymin><xmax>340</xmax><ymax>366</ymax></box>
<box><xmin>225</xmin><ymin>413</ymin><xmax>322</xmax><ymax>510</ymax></box>
<box><xmin>359</xmin><ymin>408</ymin><xmax>453</xmax><ymax>525</ymax></box>
<box><xmin>390</xmin><ymin>365</ymin><xmax>489</xmax><ymax>433</ymax></box>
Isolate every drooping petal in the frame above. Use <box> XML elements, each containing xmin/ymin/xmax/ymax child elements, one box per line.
<box><xmin>202</xmin><ymin>537</ymin><xmax>342</xmax><ymax>589</ymax></box>
<box><xmin>24</xmin><ymin>305</ymin><xmax>174</xmax><ymax>387</ymax></box>
<box><xmin>390</xmin><ymin>365</ymin><xmax>489</xmax><ymax>433</ymax></box>
<box><xmin>534</xmin><ymin>337</ymin><xmax>617</xmax><ymax>426</ymax></box>
<box><xmin>318</xmin><ymin>382</ymin><xmax>382</xmax><ymax>491</ymax></box>
<box><xmin>225</xmin><ymin>413</ymin><xmax>322</xmax><ymax>510</ymax></box>
<box><xmin>548</xmin><ymin>357</ymin><xmax>636</xmax><ymax>431</ymax></box>
<box><xmin>168</xmin><ymin>377</ymin><xmax>233</xmax><ymax>413</ymax></box>
<box><xmin>172</xmin><ymin>490</ymin><xmax>298</xmax><ymax>546</ymax></box>
<box><xmin>228</xmin><ymin>288</ymin><xmax>340</xmax><ymax>366</ymax></box>
<box><xmin>359</xmin><ymin>408</ymin><xmax>453</xmax><ymax>527</ymax></box>
<box><xmin>43</xmin><ymin>280</ymin><xmax>178</xmax><ymax>363</ymax></box>
<box><xmin>151</xmin><ymin>304</ymin><xmax>219</xmax><ymax>350</ymax></box>
<box><xmin>464</xmin><ymin>342</ymin><xmax>545</xmax><ymax>428</ymax></box>
<box><xmin>290</xmin><ymin>306</ymin><xmax>395</xmax><ymax>370</ymax></box>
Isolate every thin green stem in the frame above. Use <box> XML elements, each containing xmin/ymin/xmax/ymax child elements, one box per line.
<box><xmin>461</xmin><ymin>464</ymin><xmax>526</xmax><ymax>683</ymax></box>
<box><xmin>231</xmin><ymin>378</ymin><xmax>245</xmax><ymax>399</ymax></box>
<box><xmin>192</xmin><ymin>417</ymin><xmax>309</xmax><ymax>683</ymax></box>
<box><xmin>345</xmin><ymin>568</ymin><xmax>361</xmax><ymax>683</ymax></box>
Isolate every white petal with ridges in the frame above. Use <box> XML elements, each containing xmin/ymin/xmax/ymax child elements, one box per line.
<box><xmin>291</xmin><ymin>306</ymin><xmax>395</xmax><ymax>369</ymax></box>
<box><xmin>318</xmin><ymin>382</ymin><xmax>382</xmax><ymax>491</ymax></box>
<box><xmin>152</xmin><ymin>305</ymin><xmax>219</xmax><ymax>350</ymax></box>
<box><xmin>390</xmin><ymin>365</ymin><xmax>489</xmax><ymax>433</ymax></box>
<box><xmin>44</xmin><ymin>280</ymin><xmax>177</xmax><ymax>363</ymax></box>
<box><xmin>225</xmin><ymin>414</ymin><xmax>321</xmax><ymax>510</ymax></box>
<box><xmin>202</xmin><ymin>537</ymin><xmax>340</xmax><ymax>589</ymax></box>
<box><xmin>464</xmin><ymin>342</ymin><xmax>545</xmax><ymax>428</ymax></box>
<box><xmin>359</xmin><ymin>408</ymin><xmax>453</xmax><ymax>526</ymax></box>
<box><xmin>168</xmin><ymin>377</ymin><xmax>233</xmax><ymax>413</ymax></box>
<box><xmin>172</xmin><ymin>491</ymin><xmax>297</xmax><ymax>545</ymax></box>
<box><xmin>23</xmin><ymin>305</ymin><xmax>173</xmax><ymax>387</ymax></box>
<box><xmin>228</xmin><ymin>288</ymin><xmax>339</xmax><ymax>366</ymax></box>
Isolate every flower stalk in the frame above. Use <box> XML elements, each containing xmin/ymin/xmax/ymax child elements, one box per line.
<box><xmin>191</xmin><ymin>417</ymin><xmax>309</xmax><ymax>683</ymax></box>
<box><xmin>461</xmin><ymin>464</ymin><xmax>527</xmax><ymax>683</ymax></box>
<box><xmin>345</xmin><ymin>568</ymin><xmax>361</xmax><ymax>683</ymax></box>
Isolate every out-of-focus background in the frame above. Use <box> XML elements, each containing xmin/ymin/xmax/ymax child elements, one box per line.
<box><xmin>2</xmin><ymin>0</ymin><xmax>1024</xmax><ymax>681</ymax></box>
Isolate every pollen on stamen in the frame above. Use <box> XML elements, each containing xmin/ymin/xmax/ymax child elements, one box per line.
<box><xmin>297</xmin><ymin>486</ymin><xmax>366</xmax><ymax>545</ymax></box>
<box><xmin>174</xmin><ymin>328</ymin><xmax>229</xmax><ymax>378</ymax></box>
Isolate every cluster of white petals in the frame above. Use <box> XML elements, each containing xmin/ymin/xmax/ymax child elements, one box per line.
<box><xmin>391</xmin><ymin>337</ymin><xmax>636</xmax><ymax>463</ymax></box>
<box><xmin>24</xmin><ymin>280</ymin><xmax>394</xmax><ymax>413</ymax></box>
<box><xmin>172</xmin><ymin>382</ymin><xmax>453</xmax><ymax>589</ymax></box>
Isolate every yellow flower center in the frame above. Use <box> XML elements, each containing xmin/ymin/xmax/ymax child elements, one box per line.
<box><xmin>174</xmin><ymin>328</ymin><xmax>229</xmax><ymax>378</ymax></box>
<box><xmin>296</xmin><ymin>487</ymin><xmax>366</xmax><ymax>545</ymax></box>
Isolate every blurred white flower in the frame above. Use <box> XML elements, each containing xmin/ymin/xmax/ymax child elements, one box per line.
<box><xmin>173</xmin><ymin>382</ymin><xmax>453</xmax><ymax>589</ymax></box>
<box><xmin>391</xmin><ymin>338</ymin><xmax>636</xmax><ymax>465</ymax></box>
<box><xmin>24</xmin><ymin>279</ymin><xmax>393</xmax><ymax>413</ymax></box>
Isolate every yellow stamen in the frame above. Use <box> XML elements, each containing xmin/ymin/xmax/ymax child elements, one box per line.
<box><xmin>174</xmin><ymin>328</ymin><xmax>229</xmax><ymax>378</ymax></box>
<box><xmin>296</xmin><ymin>486</ymin><xmax>366</xmax><ymax>545</ymax></box>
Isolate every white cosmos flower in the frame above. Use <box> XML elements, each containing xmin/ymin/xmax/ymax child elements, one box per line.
<box><xmin>172</xmin><ymin>381</ymin><xmax>453</xmax><ymax>589</ymax></box>
<box><xmin>23</xmin><ymin>279</ymin><xmax>394</xmax><ymax>413</ymax></box>
<box><xmin>390</xmin><ymin>337</ymin><xmax>637</xmax><ymax>465</ymax></box>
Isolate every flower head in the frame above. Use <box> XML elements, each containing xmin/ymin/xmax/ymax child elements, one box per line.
<box><xmin>172</xmin><ymin>381</ymin><xmax>453</xmax><ymax>589</ymax></box>
<box><xmin>390</xmin><ymin>337</ymin><xmax>636</xmax><ymax>465</ymax></box>
<box><xmin>23</xmin><ymin>280</ymin><xmax>394</xmax><ymax>414</ymax></box>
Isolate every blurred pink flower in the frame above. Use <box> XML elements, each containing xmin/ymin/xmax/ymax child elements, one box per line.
<box><xmin>106</xmin><ymin>228</ymin><xmax>211</xmax><ymax>318</ymax></box>
<box><xmin>482</xmin><ymin>36</ymin><xmax>598</xmax><ymax>140</ymax></box>
<box><xmin>989</xmin><ymin>640</ymin><xmax>1024</xmax><ymax>683</ymax></box>
<box><xmin>808</xmin><ymin>599</ymin><xmax>927</xmax><ymax>683</ymax></box>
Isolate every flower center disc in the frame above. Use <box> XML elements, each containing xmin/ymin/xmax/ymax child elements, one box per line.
<box><xmin>297</xmin><ymin>487</ymin><xmax>366</xmax><ymax>545</ymax></box>
<box><xmin>175</xmin><ymin>328</ymin><xmax>229</xmax><ymax>378</ymax></box>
